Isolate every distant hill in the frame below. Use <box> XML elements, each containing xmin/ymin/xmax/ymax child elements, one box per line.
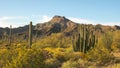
<box><xmin>35</xmin><ymin>15</ymin><xmax>77</xmax><ymax>36</ymax></box>
<box><xmin>0</xmin><ymin>15</ymin><xmax>120</xmax><ymax>39</ymax></box>
<box><xmin>35</xmin><ymin>15</ymin><xmax>120</xmax><ymax>36</ymax></box>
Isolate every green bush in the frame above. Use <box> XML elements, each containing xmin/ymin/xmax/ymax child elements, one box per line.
<box><xmin>86</xmin><ymin>47</ymin><xmax>114</xmax><ymax>66</ymax></box>
<box><xmin>44</xmin><ymin>58</ymin><xmax>61</xmax><ymax>68</ymax></box>
<box><xmin>62</xmin><ymin>60</ymin><xmax>80</xmax><ymax>68</ymax></box>
<box><xmin>5</xmin><ymin>48</ymin><xmax>44</xmax><ymax>68</ymax></box>
<box><xmin>111</xmin><ymin>31</ymin><xmax>120</xmax><ymax>51</ymax></box>
<box><xmin>61</xmin><ymin>59</ymin><xmax>89</xmax><ymax>68</ymax></box>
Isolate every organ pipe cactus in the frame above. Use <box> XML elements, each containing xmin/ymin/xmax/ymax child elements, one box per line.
<box><xmin>72</xmin><ymin>24</ymin><xmax>97</xmax><ymax>53</ymax></box>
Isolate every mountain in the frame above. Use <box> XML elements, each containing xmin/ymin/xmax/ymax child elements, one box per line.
<box><xmin>35</xmin><ymin>15</ymin><xmax>120</xmax><ymax>36</ymax></box>
<box><xmin>35</xmin><ymin>15</ymin><xmax>77</xmax><ymax>36</ymax></box>
<box><xmin>0</xmin><ymin>15</ymin><xmax>120</xmax><ymax>39</ymax></box>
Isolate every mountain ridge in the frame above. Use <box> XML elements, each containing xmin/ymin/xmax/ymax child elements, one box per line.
<box><xmin>0</xmin><ymin>15</ymin><xmax>120</xmax><ymax>39</ymax></box>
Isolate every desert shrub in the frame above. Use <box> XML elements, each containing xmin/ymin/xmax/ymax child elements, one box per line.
<box><xmin>0</xmin><ymin>48</ymin><xmax>19</xmax><ymax>67</ymax></box>
<box><xmin>111</xmin><ymin>31</ymin><xmax>120</xmax><ymax>51</ymax></box>
<box><xmin>43</xmin><ymin>47</ymin><xmax>85</xmax><ymax>63</ymax></box>
<box><xmin>69</xmin><ymin>52</ymin><xmax>85</xmax><ymax>61</ymax></box>
<box><xmin>44</xmin><ymin>58</ymin><xmax>61</xmax><ymax>68</ymax></box>
<box><xmin>86</xmin><ymin>47</ymin><xmax>114</xmax><ymax>66</ymax></box>
<box><xmin>98</xmin><ymin>31</ymin><xmax>113</xmax><ymax>51</ymax></box>
<box><xmin>44</xmin><ymin>47</ymin><xmax>68</xmax><ymax>62</ymax></box>
<box><xmin>61</xmin><ymin>59</ymin><xmax>89</xmax><ymax>68</ymax></box>
<box><xmin>32</xmin><ymin>33</ymin><xmax>72</xmax><ymax>48</ymax></box>
<box><xmin>0</xmin><ymin>49</ymin><xmax>11</xmax><ymax>67</ymax></box>
<box><xmin>61</xmin><ymin>60</ymin><xmax>80</xmax><ymax>68</ymax></box>
<box><xmin>113</xmin><ymin>63</ymin><xmax>120</xmax><ymax>68</ymax></box>
<box><xmin>85</xmin><ymin>31</ymin><xmax>114</xmax><ymax>65</ymax></box>
<box><xmin>106</xmin><ymin>63</ymin><xmax>120</xmax><ymax>68</ymax></box>
<box><xmin>65</xmin><ymin>45</ymin><xmax>74</xmax><ymax>53</ymax></box>
<box><xmin>5</xmin><ymin>48</ymin><xmax>44</xmax><ymax>68</ymax></box>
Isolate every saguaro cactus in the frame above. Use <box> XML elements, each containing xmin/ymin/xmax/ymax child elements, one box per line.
<box><xmin>29</xmin><ymin>21</ymin><xmax>32</xmax><ymax>48</ymax></box>
<box><xmin>9</xmin><ymin>25</ymin><xmax>12</xmax><ymax>46</ymax></box>
<box><xmin>72</xmin><ymin>24</ymin><xmax>97</xmax><ymax>53</ymax></box>
<box><xmin>3</xmin><ymin>31</ymin><xmax>7</xmax><ymax>41</ymax></box>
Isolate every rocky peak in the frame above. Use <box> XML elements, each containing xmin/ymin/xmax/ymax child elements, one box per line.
<box><xmin>35</xmin><ymin>15</ymin><xmax>77</xmax><ymax>36</ymax></box>
<box><xmin>49</xmin><ymin>15</ymin><xmax>70</xmax><ymax>23</ymax></box>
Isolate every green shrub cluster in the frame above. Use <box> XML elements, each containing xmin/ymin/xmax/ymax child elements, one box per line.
<box><xmin>0</xmin><ymin>47</ymin><xmax>44</xmax><ymax>68</ymax></box>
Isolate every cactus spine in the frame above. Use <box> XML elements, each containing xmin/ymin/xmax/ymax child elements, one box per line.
<box><xmin>72</xmin><ymin>24</ymin><xmax>97</xmax><ymax>53</ymax></box>
<box><xmin>29</xmin><ymin>21</ymin><xmax>32</xmax><ymax>48</ymax></box>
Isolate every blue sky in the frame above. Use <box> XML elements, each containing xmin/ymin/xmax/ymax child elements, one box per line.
<box><xmin>0</xmin><ymin>0</ymin><xmax>120</xmax><ymax>27</ymax></box>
